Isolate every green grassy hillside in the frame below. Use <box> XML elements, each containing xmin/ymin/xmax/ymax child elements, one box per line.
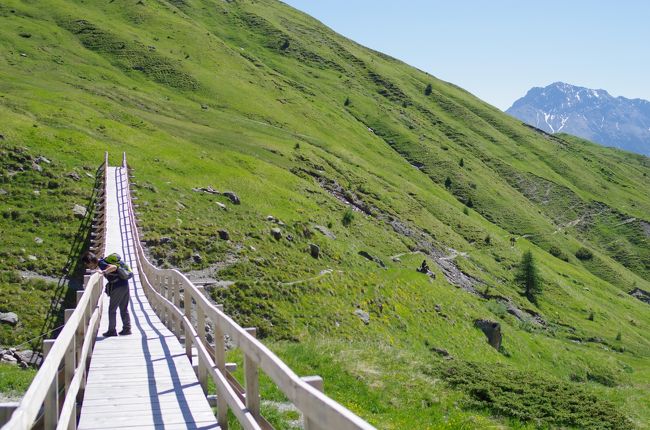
<box><xmin>1</xmin><ymin>0</ymin><xmax>649</xmax><ymax>428</ymax></box>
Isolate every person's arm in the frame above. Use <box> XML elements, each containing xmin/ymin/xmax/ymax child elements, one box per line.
<box><xmin>96</xmin><ymin>260</ymin><xmax>117</xmax><ymax>275</ymax></box>
<box><xmin>99</xmin><ymin>264</ymin><xmax>117</xmax><ymax>275</ymax></box>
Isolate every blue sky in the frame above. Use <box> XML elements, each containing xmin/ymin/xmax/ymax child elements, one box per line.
<box><xmin>282</xmin><ymin>1</ymin><xmax>650</xmax><ymax>110</ymax></box>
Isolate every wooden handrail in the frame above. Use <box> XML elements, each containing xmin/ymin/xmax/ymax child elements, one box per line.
<box><xmin>123</xmin><ymin>155</ymin><xmax>375</xmax><ymax>430</ymax></box>
<box><xmin>2</xmin><ymin>155</ymin><xmax>109</xmax><ymax>430</ymax></box>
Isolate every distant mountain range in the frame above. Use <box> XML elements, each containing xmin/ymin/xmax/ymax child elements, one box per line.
<box><xmin>507</xmin><ymin>82</ymin><xmax>650</xmax><ymax>156</ymax></box>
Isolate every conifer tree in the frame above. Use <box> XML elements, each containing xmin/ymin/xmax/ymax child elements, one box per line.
<box><xmin>516</xmin><ymin>250</ymin><xmax>541</xmax><ymax>303</ymax></box>
<box><xmin>424</xmin><ymin>83</ymin><xmax>432</xmax><ymax>96</ymax></box>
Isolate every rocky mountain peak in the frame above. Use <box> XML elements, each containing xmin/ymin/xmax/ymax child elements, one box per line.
<box><xmin>507</xmin><ymin>82</ymin><xmax>650</xmax><ymax>155</ymax></box>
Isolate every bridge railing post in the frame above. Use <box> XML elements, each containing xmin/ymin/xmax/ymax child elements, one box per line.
<box><xmin>63</xmin><ymin>309</ymin><xmax>76</xmax><ymax>397</ymax></box>
<box><xmin>214</xmin><ymin>322</ymin><xmax>228</xmax><ymax>430</ymax></box>
<box><xmin>196</xmin><ymin>294</ymin><xmax>208</xmax><ymax>394</ymax></box>
<box><xmin>161</xmin><ymin>275</ymin><xmax>168</xmax><ymax>327</ymax></box>
<box><xmin>43</xmin><ymin>339</ymin><xmax>59</xmax><ymax>430</ymax></box>
<box><xmin>154</xmin><ymin>274</ymin><xmax>161</xmax><ymax>315</ymax></box>
<box><xmin>165</xmin><ymin>276</ymin><xmax>173</xmax><ymax>331</ymax></box>
<box><xmin>184</xmin><ymin>284</ymin><xmax>192</xmax><ymax>361</ymax></box>
<box><xmin>302</xmin><ymin>376</ymin><xmax>325</xmax><ymax>430</ymax></box>
<box><xmin>64</xmin><ymin>336</ymin><xmax>76</xmax><ymax>430</ymax></box>
<box><xmin>173</xmin><ymin>278</ymin><xmax>182</xmax><ymax>337</ymax></box>
<box><xmin>167</xmin><ymin>276</ymin><xmax>174</xmax><ymax>331</ymax></box>
<box><xmin>76</xmin><ymin>291</ymin><xmax>87</xmax><ymax>362</ymax></box>
<box><xmin>244</xmin><ymin>327</ymin><xmax>260</xmax><ymax>420</ymax></box>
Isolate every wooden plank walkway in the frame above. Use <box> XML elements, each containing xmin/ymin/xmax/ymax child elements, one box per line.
<box><xmin>78</xmin><ymin>167</ymin><xmax>219</xmax><ymax>430</ymax></box>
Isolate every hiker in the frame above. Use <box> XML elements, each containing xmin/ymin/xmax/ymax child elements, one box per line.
<box><xmin>417</xmin><ymin>259</ymin><xmax>436</xmax><ymax>279</ymax></box>
<box><xmin>417</xmin><ymin>259</ymin><xmax>430</xmax><ymax>274</ymax></box>
<box><xmin>82</xmin><ymin>251</ymin><xmax>132</xmax><ymax>337</ymax></box>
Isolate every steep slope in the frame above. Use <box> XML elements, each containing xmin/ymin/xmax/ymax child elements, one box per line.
<box><xmin>507</xmin><ymin>82</ymin><xmax>650</xmax><ymax>156</ymax></box>
<box><xmin>1</xmin><ymin>0</ymin><xmax>650</xmax><ymax>428</ymax></box>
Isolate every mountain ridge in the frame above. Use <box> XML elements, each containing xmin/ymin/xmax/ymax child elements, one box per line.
<box><xmin>507</xmin><ymin>81</ymin><xmax>650</xmax><ymax>155</ymax></box>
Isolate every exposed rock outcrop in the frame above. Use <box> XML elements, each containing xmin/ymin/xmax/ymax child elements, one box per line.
<box><xmin>309</xmin><ymin>243</ymin><xmax>320</xmax><ymax>259</ymax></box>
<box><xmin>629</xmin><ymin>287</ymin><xmax>650</xmax><ymax>305</ymax></box>
<box><xmin>474</xmin><ymin>319</ymin><xmax>502</xmax><ymax>350</ymax></box>
<box><xmin>358</xmin><ymin>251</ymin><xmax>385</xmax><ymax>268</ymax></box>
<box><xmin>354</xmin><ymin>309</ymin><xmax>370</xmax><ymax>325</ymax></box>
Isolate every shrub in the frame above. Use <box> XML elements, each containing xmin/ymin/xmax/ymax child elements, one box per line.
<box><xmin>342</xmin><ymin>208</ymin><xmax>354</xmax><ymax>226</ymax></box>
<box><xmin>444</xmin><ymin>176</ymin><xmax>452</xmax><ymax>189</ymax></box>
<box><xmin>465</xmin><ymin>198</ymin><xmax>473</xmax><ymax>208</ymax></box>
<box><xmin>459</xmin><ymin>158</ymin><xmax>464</xmax><ymax>167</ymax></box>
<box><xmin>575</xmin><ymin>247</ymin><xmax>593</xmax><ymax>260</ymax></box>
<box><xmin>424</xmin><ymin>83</ymin><xmax>432</xmax><ymax>96</ymax></box>
<box><xmin>463</xmin><ymin>206</ymin><xmax>469</xmax><ymax>215</ymax></box>
<box><xmin>344</xmin><ymin>97</ymin><xmax>350</xmax><ymax>106</ymax></box>
<box><xmin>548</xmin><ymin>245</ymin><xmax>568</xmax><ymax>261</ymax></box>
<box><xmin>430</xmin><ymin>360</ymin><xmax>632</xmax><ymax>429</ymax></box>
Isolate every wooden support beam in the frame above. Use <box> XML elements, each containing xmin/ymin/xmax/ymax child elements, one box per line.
<box><xmin>244</xmin><ymin>328</ymin><xmax>260</xmax><ymax>419</ymax></box>
<box><xmin>214</xmin><ymin>324</ymin><xmax>228</xmax><ymax>430</ymax></box>
<box><xmin>184</xmin><ymin>286</ymin><xmax>192</xmax><ymax>361</ymax></box>
<box><xmin>197</xmin><ymin>306</ymin><xmax>208</xmax><ymax>394</ymax></box>
<box><xmin>43</xmin><ymin>339</ymin><xmax>59</xmax><ymax>429</ymax></box>
<box><xmin>302</xmin><ymin>376</ymin><xmax>324</xmax><ymax>430</ymax></box>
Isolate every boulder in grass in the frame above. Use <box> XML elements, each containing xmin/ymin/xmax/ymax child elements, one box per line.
<box><xmin>309</xmin><ymin>243</ymin><xmax>320</xmax><ymax>259</ymax></box>
<box><xmin>1</xmin><ymin>354</ymin><xmax>18</xmax><ymax>364</ymax></box>
<box><xmin>218</xmin><ymin>230</ymin><xmax>230</xmax><ymax>241</ymax></box>
<box><xmin>14</xmin><ymin>350</ymin><xmax>40</xmax><ymax>366</ymax></box>
<box><xmin>354</xmin><ymin>309</ymin><xmax>370</xmax><ymax>325</ymax></box>
<box><xmin>222</xmin><ymin>191</ymin><xmax>240</xmax><ymax>205</ymax></box>
<box><xmin>35</xmin><ymin>156</ymin><xmax>51</xmax><ymax>164</ymax></box>
<box><xmin>474</xmin><ymin>319</ymin><xmax>502</xmax><ymax>350</ymax></box>
<box><xmin>67</xmin><ymin>171</ymin><xmax>81</xmax><ymax>181</ymax></box>
<box><xmin>271</xmin><ymin>228</ymin><xmax>282</xmax><ymax>240</ymax></box>
<box><xmin>431</xmin><ymin>347</ymin><xmax>451</xmax><ymax>358</ymax></box>
<box><xmin>73</xmin><ymin>204</ymin><xmax>87</xmax><ymax>219</ymax></box>
<box><xmin>313</xmin><ymin>225</ymin><xmax>336</xmax><ymax>240</ymax></box>
<box><xmin>0</xmin><ymin>312</ymin><xmax>19</xmax><ymax>326</ymax></box>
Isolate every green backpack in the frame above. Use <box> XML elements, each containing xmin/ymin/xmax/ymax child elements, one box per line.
<box><xmin>103</xmin><ymin>253</ymin><xmax>134</xmax><ymax>280</ymax></box>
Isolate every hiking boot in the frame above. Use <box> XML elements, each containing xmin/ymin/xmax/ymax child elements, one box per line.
<box><xmin>119</xmin><ymin>328</ymin><xmax>132</xmax><ymax>336</ymax></box>
<box><xmin>102</xmin><ymin>330</ymin><xmax>118</xmax><ymax>337</ymax></box>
